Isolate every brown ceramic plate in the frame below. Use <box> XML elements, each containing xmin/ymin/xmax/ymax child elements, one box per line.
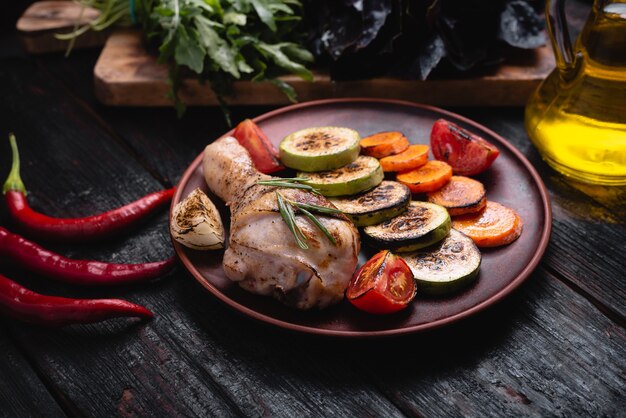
<box><xmin>172</xmin><ymin>99</ymin><xmax>552</xmax><ymax>337</ymax></box>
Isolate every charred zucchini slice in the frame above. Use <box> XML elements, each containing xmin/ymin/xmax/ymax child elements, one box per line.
<box><xmin>280</xmin><ymin>127</ymin><xmax>360</xmax><ymax>172</ymax></box>
<box><xmin>329</xmin><ymin>181</ymin><xmax>411</xmax><ymax>226</ymax></box>
<box><xmin>363</xmin><ymin>201</ymin><xmax>450</xmax><ymax>252</ymax></box>
<box><xmin>402</xmin><ymin>229</ymin><xmax>481</xmax><ymax>295</ymax></box>
<box><xmin>298</xmin><ymin>156</ymin><xmax>384</xmax><ymax>197</ymax></box>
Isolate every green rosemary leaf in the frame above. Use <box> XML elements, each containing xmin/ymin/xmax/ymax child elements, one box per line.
<box><xmin>276</xmin><ymin>192</ymin><xmax>308</xmax><ymax>250</ymax></box>
<box><xmin>298</xmin><ymin>207</ymin><xmax>337</xmax><ymax>246</ymax></box>
<box><xmin>291</xmin><ymin>200</ymin><xmax>342</xmax><ymax>215</ymax></box>
<box><xmin>266</xmin><ymin>177</ymin><xmax>309</xmax><ymax>182</ymax></box>
<box><xmin>256</xmin><ymin>180</ymin><xmax>315</xmax><ymax>191</ymax></box>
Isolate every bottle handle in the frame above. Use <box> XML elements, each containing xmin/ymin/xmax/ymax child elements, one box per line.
<box><xmin>546</xmin><ymin>0</ymin><xmax>577</xmax><ymax>80</ymax></box>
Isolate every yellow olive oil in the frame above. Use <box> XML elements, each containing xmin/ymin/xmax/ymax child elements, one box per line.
<box><xmin>525</xmin><ymin>2</ymin><xmax>626</xmax><ymax>185</ymax></box>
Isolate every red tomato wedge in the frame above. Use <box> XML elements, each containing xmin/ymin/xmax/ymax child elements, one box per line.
<box><xmin>232</xmin><ymin>119</ymin><xmax>284</xmax><ymax>174</ymax></box>
<box><xmin>347</xmin><ymin>250</ymin><xmax>416</xmax><ymax>314</ymax></box>
<box><xmin>430</xmin><ymin>119</ymin><xmax>500</xmax><ymax>176</ymax></box>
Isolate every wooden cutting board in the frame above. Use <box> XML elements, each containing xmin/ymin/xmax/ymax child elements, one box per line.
<box><xmin>17</xmin><ymin>1</ymin><xmax>111</xmax><ymax>54</ymax></box>
<box><xmin>95</xmin><ymin>30</ymin><xmax>555</xmax><ymax>107</ymax></box>
<box><xmin>17</xmin><ymin>1</ymin><xmax>556</xmax><ymax>107</ymax></box>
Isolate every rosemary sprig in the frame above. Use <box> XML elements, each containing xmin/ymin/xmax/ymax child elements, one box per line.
<box><xmin>283</xmin><ymin>199</ymin><xmax>342</xmax><ymax>215</ymax></box>
<box><xmin>298</xmin><ymin>207</ymin><xmax>337</xmax><ymax>246</ymax></box>
<box><xmin>276</xmin><ymin>192</ymin><xmax>309</xmax><ymax>250</ymax></box>
<box><xmin>274</xmin><ymin>191</ymin><xmax>340</xmax><ymax>250</ymax></box>
<box><xmin>258</xmin><ymin>182</ymin><xmax>316</xmax><ymax>191</ymax></box>
<box><xmin>256</xmin><ymin>178</ymin><xmax>318</xmax><ymax>193</ymax></box>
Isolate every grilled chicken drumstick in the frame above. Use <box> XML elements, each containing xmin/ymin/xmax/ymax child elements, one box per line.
<box><xmin>203</xmin><ymin>137</ymin><xmax>360</xmax><ymax>309</ymax></box>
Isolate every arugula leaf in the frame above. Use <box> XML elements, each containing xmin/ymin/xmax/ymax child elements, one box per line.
<box><xmin>270</xmin><ymin>78</ymin><xmax>297</xmax><ymax>102</ymax></box>
<box><xmin>174</xmin><ymin>25</ymin><xmax>205</xmax><ymax>73</ymax></box>
<box><xmin>249</xmin><ymin>0</ymin><xmax>277</xmax><ymax>31</ymax></box>
<box><xmin>255</xmin><ymin>42</ymin><xmax>313</xmax><ymax>81</ymax></box>
<box><xmin>195</xmin><ymin>16</ymin><xmax>240</xmax><ymax>78</ymax></box>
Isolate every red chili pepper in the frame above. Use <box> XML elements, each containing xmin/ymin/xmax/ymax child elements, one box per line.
<box><xmin>3</xmin><ymin>133</ymin><xmax>175</xmax><ymax>242</ymax></box>
<box><xmin>0</xmin><ymin>226</ymin><xmax>175</xmax><ymax>286</ymax></box>
<box><xmin>0</xmin><ymin>273</ymin><xmax>152</xmax><ymax>327</ymax></box>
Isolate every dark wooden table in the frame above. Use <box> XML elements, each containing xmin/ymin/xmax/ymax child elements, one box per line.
<box><xmin>1</xmin><ymin>26</ymin><xmax>624</xmax><ymax>417</ymax></box>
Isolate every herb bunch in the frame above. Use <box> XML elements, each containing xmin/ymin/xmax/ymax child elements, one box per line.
<box><xmin>304</xmin><ymin>0</ymin><xmax>546</xmax><ymax>81</ymax></box>
<box><xmin>61</xmin><ymin>0</ymin><xmax>313</xmax><ymax>120</ymax></box>
<box><xmin>256</xmin><ymin>178</ymin><xmax>341</xmax><ymax>250</ymax></box>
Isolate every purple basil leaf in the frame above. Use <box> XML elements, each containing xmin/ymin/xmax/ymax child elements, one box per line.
<box><xmin>498</xmin><ymin>0</ymin><xmax>546</xmax><ymax>49</ymax></box>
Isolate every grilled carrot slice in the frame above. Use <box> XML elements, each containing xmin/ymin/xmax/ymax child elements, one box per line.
<box><xmin>452</xmin><ymin>201</ymin><xmax>523</xmax><ymax>247</ymax></box>
<box><xmin>427</xmin><ymin>176</ymin><xmax>486</xmax><ymax>216</ymax></box>
<box><xmin>379</xmin><ymin>145</ymin><xmax>429</xmax><ymax>172</ymax></box>
<box><xmin>396</xmin><ymin>160</ymin><xmax>452</xmax><ymax>193</ymax></box>
<box><xmin>360</xmin><ymin>132</ymin><xmax>410</xmax><ymax>158</ymax></box>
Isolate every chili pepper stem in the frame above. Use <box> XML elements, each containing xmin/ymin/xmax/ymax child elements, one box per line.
<box><xmin>3</xmin><ymin>133</ymin><xmax>27</xmax><ymax>195</ymax></box>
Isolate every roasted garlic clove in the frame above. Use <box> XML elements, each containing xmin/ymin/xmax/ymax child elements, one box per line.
<box><xmin>170</xmin><ymin>188</ymin><xmax>224</xmax><ymax>250</ymax></box>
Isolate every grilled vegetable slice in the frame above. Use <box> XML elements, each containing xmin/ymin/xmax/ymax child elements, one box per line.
<box><xmin>379</xmin><ymin>144</ymin><xmax>429</xmax><ymax>172</ymax></box>
<box><xmin>396</xmin><ymin>160</ymin><xmax>453</xmax><ymax>194</ymax></box>
<box><xmin>347</xmin><ymin>250</ymin><xmax>416</xmax><ymax>314</ymax></box>
<box><xmin>280</xmin><ymin>126</ymin><xmax>360</xmax><ymax>172</ymax></box>
<box><xmin>360</xmin><ymin>131</ymin><xmax>410</xmax><ymax>158</ymax></box>
<box><xmin>427</xmin><ymin>176</ymin><xmax>486</xmax><ymax>216</ymax></box>
<box><xmin>452</xmin><ymin>201</ymin><xmax>523</xmax><ymax>247</ymax></box>
<box><xmin>329</xmin><ymin>181</ymin><xmax>411</xmax><ymax>226</ymax></box>
<box><xmin>363</xmin><ymin>201</ymin><xmax>450</xmax><ymax>252</ymax></box>
<box><xmin>402</xmin><ymin>229</ymin><xmax>481</xmax><ymax>295</ymax></box>
<box><xmin>298</xmin><ymin>156</ymin><xmax>384</xmax><ymax>196</ymax></box>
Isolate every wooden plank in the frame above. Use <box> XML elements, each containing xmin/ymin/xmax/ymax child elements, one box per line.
<box><xmin>0</xmin><ymin>58</ymin><xmax>404</xmax><ymax>417</ymax></box>
<box><xmin>17</xmin><ymin>1</ymin><xmax>109</xmax><ymax>54</ymax></box>
<box><xmin>0</xmin><ymin>326</ymin><xmax>66</xmax><ymax>417</ymax></box>
<box><xmin>94</xmin><ymin>30</ymin><xmax>555</xmax><ymax>107</ymax></box>
<box><xmin>365</xmin><ymin>268</ymin><xmax>626</xmax><ymax>416</ymax></box>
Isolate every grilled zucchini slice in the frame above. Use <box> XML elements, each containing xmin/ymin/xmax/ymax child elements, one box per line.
<box><xmin>280</xmin><ymin>126</ymin><xmax>360</xmax><ymax>172</ymax></box>
<box><xmin>363</xmin><ymin>201</ymin><xmax>450</xmax><ymax>252</ymax></box>
<box><xmin>329</xmin><ymin>181</ymin><xmax>411</xmax><ymax>226</ymax></box>
<box><xmin>402</xmin><ymin>229</ymin><xmax>481</xmax><ymax>295</ymax></box>
<box><xmin>298</xmin><ymin>156</ymin><xmax>384</xmax><ymax>197</ymax></box>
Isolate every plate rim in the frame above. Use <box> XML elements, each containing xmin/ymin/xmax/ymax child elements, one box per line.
<box><xmin>171</xmin><ymin>98</ymin><xmax>552</xmax><ymax>338</ymax></box>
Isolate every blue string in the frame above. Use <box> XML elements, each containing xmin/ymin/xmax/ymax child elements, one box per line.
<box><xmin>129</xmin><ymin>0</ymin><xmax>137</xmax><ymax>24</ymax></box>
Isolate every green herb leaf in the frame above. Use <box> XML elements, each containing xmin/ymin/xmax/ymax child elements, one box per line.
<box><xmin>277</xmin><ymin>192</ymin><xmax>308</xmax><ymax>250</ymax></box>
<box><xmin>256</xmin><ymin>180</ymin><xmax>316</xmax><ymax>192</ymax></box>
<box><xmin>249</xmin><ymin>0</ymin><xmax>277</xmax><ymax>31</ymax></box>
<box><xmin>270</xmin><ymin>78</ymin><xmax>297</xmax><ymax>103</ymax></box>
<box><xmin>289</xmin><ymin>200</ymin><xmax>342</xmax><ymax>215</ymax></box>
<box><xmin>255</xmin><ymin>42</ymin><xmax>313</xmax><ymax>81</ymax></box>
<box><xmin>298</xmin><ymin>207</ymin><xmax>337</xmax><ymax>245</ymax></box>
<box><xmin>174</xmin><ymin>26</ymin><xmax>205</xmax><ymax>74</ymax></box>
<box><xmin>195</xmin><ymin>16</ymin><xmax>240</xmax><ymax>78</ymax></box>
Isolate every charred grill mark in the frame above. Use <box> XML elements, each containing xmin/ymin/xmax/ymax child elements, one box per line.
<box><xmin>295</xmin><ymin>132</ymin><xmax>343</xmax><ymax>152</ymax></box>
<box><xmin>449</xmin><ymin>124</ymin><xmax>473</xmax><ymax>141</ymax></box>
<box><xmin>382</xmin><ymin>206</ymin><xmax>429</xmax><ymax>232</ymax></box>
<box><xmin>314</xmin><ymin>160</ymin><xmax>365</xmax><ymax>180</ymax></box>
<box><xmin>356</xmin><ymin>185</ymin><xmax>396</xmax><ymax>206</ymax></box>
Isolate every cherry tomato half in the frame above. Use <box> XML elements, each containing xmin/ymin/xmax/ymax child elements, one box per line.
<box><xmin>233</xmin><ymin>119</ymin><xmax>284</xmax><ymax>174</ymax></box>
<box><xmin>347</xmin><ymin>250</ymin><xmax>416</xmax><ymax>314</ymax></box>
<box><xmin>430</xmin><ymin>119</ymin><xmax>500</xmax><ymax>176</ymax></box>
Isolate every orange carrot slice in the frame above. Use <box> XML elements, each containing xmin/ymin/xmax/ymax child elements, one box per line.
<box><xmin>452</xmin><ymin>201</ymin><xmax>523</xmax><ymax>247</ymax></box>
<box><xmin>379</xmin><ymin>144</ymin><xmax>429</xmax><ymax>172</ymax></box>
<box><xmin>360</xmin><ymin>132</ymin><xmax>410</xmax><ymax>158</ymax></box>
<box><xmin>427</xmin><ymin>176</ymin><xmax>486</xmax><ymax>216</ymax></box>
<box><xmin>396</xmin><ymin>160</ymin><xmax>452</xmax><ymax>193</ymax></box>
